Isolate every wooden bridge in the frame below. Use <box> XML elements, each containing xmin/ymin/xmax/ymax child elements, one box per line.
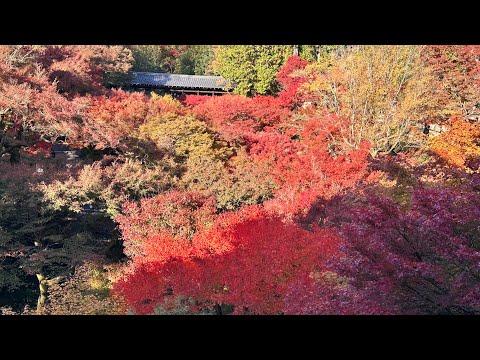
<box><xmin>126</xmin><ymin>72</ymin><xmax>234</xmax><ymax>96</ymax></box>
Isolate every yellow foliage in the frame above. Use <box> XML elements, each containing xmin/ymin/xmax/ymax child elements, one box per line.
<box><xmin>139</xmin><ymin>111</ymin><xmax>232</xmax><ymax>161</ymax></box>
<box><xmin>150</xmin><ymin>92</ymin><xmax>181</xmax><ymax>107</ymax></box>
<box><xmin>43</xmin><ymin>262</ymin><xmax>126</xmax><ymax>315</ymax></box>
<box><xmin>300</xmin><ymin>46</ymin><xmax>438</xmax><ymax>155</ymax></box>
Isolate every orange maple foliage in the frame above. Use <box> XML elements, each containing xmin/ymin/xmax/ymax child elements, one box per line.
<box><xmin>428</xmin><ymin>116</ymin><xmax>480</xmax><ymax>168</ymax></box>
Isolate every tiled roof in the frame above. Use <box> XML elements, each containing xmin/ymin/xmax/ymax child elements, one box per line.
<box><xmin>129</xmin><ymin>72</ymin><xmax>232</xmax><ymax>90</ymax></box>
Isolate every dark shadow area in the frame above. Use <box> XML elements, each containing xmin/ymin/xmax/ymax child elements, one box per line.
<box><xmin>0</xmin><ymin>159</ymin><xmax>124</xmax><ymax>313</ymax></box>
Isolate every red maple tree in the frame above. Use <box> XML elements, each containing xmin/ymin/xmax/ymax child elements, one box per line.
<box><xmin>276</xmin><ymin>55</ymin><xmax>309</xmax><ymax>109</ymax></box>
<box><xmin>249</xmin><ymin>114</ymin><xmax>370</xmax><ymax>218</ymax></box>
<box><xmin>113</xmin><ymin>203</ymin><xmax>340</xmax><ymax>314</ymax></box>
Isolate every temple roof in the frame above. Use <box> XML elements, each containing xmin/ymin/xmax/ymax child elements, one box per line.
<box><xmin>129</xmin><ymin>72</ymin><xmax>233</xmax><ymax>90</ymax></box>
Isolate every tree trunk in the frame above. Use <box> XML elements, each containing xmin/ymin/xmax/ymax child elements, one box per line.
<box><xmin>293</xmin><ymin>45</ymin><xmax>299</xmax><ymax>56</ymax></box>
<box><xmin>315</xmin><ymin>45</ymin><xmax>321</xmax><ymax>61</ymax></box>
<box><xmin>36</xmin><ymin>273</ymin><xmax>47</xmax><ymax>313</ymax></box>
<box><xmin>35</xmin><ymin>273</ymin><xmax>63</xmax><ymax>313</ymax></box>
<box><xmin>214</xmin><ymin>303</ymin><xmax>223</xmax><ymax>315</ymax></box>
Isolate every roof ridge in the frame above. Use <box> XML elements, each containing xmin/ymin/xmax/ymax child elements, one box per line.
<box><xmin>131</xmin><ymin>71</ymin><xmax>225</xmax><ymax>79</ymax></box>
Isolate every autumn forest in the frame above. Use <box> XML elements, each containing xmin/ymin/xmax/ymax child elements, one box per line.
<box><xmin>1</xmin><ymin>45</ymin><xmax>479</xmax><ymax>315</ymax></box>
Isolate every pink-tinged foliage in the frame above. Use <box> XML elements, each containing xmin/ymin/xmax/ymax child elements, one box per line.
<box><xmin>82</xmin><ymin>90</ymin><xmax>188</xmax><ymax>149</ymax></box>
<box><xmin>82</xmin><ymin>90</ymin><xmax>149</xmax><ymax>148</ymax></box>
<box><xmin>0</xmin><ymin>46</ymin><xmax>87</xmax><ymax>141</ymax></box>
<box><xmin>0</xmin><ymin>81</ymin><xmax>76</xmax><ymax>128</ymax></box>
<box><xmin>34</xmin><ymin>45</ymin><xmax>133</xmax><ymax>97</ymax></box>
<box><xmin>284</xmin><ymin>275</ymin><xmax>396</xmax><ymax>315</ymax></box>
<box><xmin>424</xmin><ymin>45</ymin><xmax>480</xmax><ymax>116</ymax></box>
<box><xmin>0</xmin><ymin>160</ymin><xmax>73</xmax><ymax>188</ymax></box>
<box><xmin>39</xmin><ymin>46</ymin><xmax>104</xmax><ymax>97</ymax></box>
<box><xmin>286</xmin><ymin>187</ymin><xmax>480</xmax><ymax>314</ymax></box>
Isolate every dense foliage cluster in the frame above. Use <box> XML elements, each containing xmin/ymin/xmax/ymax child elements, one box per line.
<box><xmin>1</xmin><ymin>45</ymin><xmax>480</xmax><ymax>315</ymax></box>
<box><xmin>428</xmin><ymin>115</ymin><xmax>480</xmax><ymax>169</ymax></box>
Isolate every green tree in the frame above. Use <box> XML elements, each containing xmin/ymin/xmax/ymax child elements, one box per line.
<box><xmin>176</xmin><ymin>45</ymin><xmax>214</xmax><ymax>75</ymax></box>
<box><xmin>130</xmin><ymin>46</ymin><xmax>189</xmax><ymax>73</ymax></box>
<box><xmin>298</xmin><ymin>45</ymin><xmax>316</xmax><ymax>62</ymax></box>
<box><xmin>212</xmin><ymin>45</ymin><xmax>291</xmax><ymax>96</ymax></box>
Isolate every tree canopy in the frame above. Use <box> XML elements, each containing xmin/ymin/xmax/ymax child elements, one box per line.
<box><xmin>1</xmin><ymin>45</ymin><xmax>480</xmax><ymax>316</ymax></box>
